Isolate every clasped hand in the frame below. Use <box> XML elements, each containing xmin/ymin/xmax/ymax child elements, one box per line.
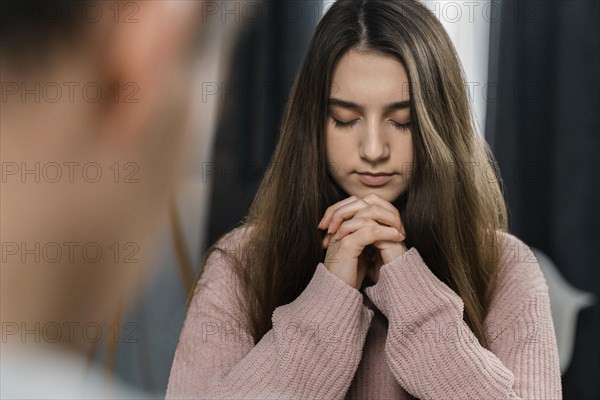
<box><xmin>318</xmin><ymin>193</ymin><xmax>408</xmax><ymax>290</ymax></box>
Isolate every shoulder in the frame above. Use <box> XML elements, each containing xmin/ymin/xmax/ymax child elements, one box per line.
<box><xmin>494</xmin><ymin>230</ymin><xmax>548</xmax><ymax>295</ymax></box>
<box><xmin>204</xmin><ymin>224</ymin><xmax>255</xmax><ymax>266</ymax></box>
<box><xmin>211</xmin><ymin>224</ymin><xmax>255</xmax><ymax>254</ymax></box>
<box><xmin>486</xmin><ymin>230</ymin><xmax>549</xmax><ymax>324</ymax></box>
<box><xmin>195</xmin><ymin>224</ymin><xmax>256</xmax><ymax>290</ymax></box>
<box><xmin>188</xmin><ymin>225</ymin><xmax>257</xmax><ymax>323</ymax></box>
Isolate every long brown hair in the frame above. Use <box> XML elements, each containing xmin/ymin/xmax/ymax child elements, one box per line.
<box><xmin>196</xmin><ymin>0</ymin><xmax>508</xmax><ymax>350</ymax></box>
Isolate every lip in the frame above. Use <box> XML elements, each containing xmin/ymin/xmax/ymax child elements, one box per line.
<box><xmin>356</xmin><ymin>172</ymin><xmax>395</xmax><ymax>187</ymax></box>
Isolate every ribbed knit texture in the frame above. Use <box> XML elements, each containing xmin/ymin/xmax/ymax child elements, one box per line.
<box><xmin>166</xmin><ymin>226</ymin><xmax>562</xmax><ymax>399</ymax></box>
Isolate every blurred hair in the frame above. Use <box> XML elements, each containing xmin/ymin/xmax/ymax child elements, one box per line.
<box><xmin>195</xmin><ymin>0</ymin><xmax>509</xmax><ymax>351</ymax></box>
<box><xmin>0</xmin><ymin>0</ymin><xmax>91</xmax><ymax>65</ymax></box>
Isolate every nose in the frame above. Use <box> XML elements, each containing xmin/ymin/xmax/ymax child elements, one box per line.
<box><xmin>359</xmin><ymin>120</ymin><xmax>389</xmax><ymax>162</ymax></box>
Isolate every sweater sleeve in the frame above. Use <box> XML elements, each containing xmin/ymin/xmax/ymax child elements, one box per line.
<box><xmin>166</xmin><ymin>229</ymin><xmax>374</xmax><ymax>400</ymax></box>
<box><xmin>363</xmin><ymin>240</ymin><xmax>562</xmax><ymax>399</ymax></box>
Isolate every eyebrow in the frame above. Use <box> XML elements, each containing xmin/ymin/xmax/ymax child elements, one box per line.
<box><xmin>328</xmin><ymin>97</ymin><xmax>411</xmax><ymax>112</ymax></box>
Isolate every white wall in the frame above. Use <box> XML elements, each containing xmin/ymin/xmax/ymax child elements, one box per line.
<box><xmin>422</xmin><ymin>1</ymin><xmax>493</xmax><ymax>137</ymax></box>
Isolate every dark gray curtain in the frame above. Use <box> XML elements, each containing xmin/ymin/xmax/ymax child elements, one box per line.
<box><xmin>205</xmin><ymin>1</ymin><xmax>319</xmax><ymax>246</ymax></box>
<box><xmin>486</xmin><ymin>1</ymin><xmax>600</xmax><ymax>398</ymax></box>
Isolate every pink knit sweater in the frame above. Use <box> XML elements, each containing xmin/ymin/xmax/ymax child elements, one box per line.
<box><xmin>166</xmin><ymin>226</ymin><xmax>562</xmax><ymax>399</ymax></box>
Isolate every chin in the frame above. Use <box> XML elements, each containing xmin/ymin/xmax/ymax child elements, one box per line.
<box><xmin>348</xmin><ymin>186</ymin><xmax>401</xmax><ymax>203</ymax></box>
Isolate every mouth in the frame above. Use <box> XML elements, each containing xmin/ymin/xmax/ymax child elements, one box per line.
<box><xmin>356</xmin><ymin>172</ymin><xmax>396</xmax><ymax>187</ymax></box>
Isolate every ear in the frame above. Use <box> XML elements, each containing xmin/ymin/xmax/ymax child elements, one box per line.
<box><xmin>92</xmin><ymin>1</ymin><xmax>205</xmax><ymax>145</ymax></box>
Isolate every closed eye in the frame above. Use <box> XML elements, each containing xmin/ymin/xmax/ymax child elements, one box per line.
<box><xmin>331</xmin><ymin>116</ymin><xmax>411</xmax><ymax>132</ymax></box>
<box><xmin>331</xmin><ymin>117</ymin><xmax>359</xmax><ymax>130</ymax></box>
<box><xmin>389</xmin><ymin>120</ymin><xmax>411</xmax><ymax>132</ymax></box>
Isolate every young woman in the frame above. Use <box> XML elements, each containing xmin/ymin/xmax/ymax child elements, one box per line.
<box><xmin>166</xmin><ymin>0</ymin><xmax>562</xmax><ymax>399</ymax></box>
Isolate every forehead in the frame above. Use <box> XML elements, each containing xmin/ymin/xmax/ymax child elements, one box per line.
<box><xmin>330</xmin><ymin>49</ymin><xmax>410</xmax><ymax>103</ymax></box>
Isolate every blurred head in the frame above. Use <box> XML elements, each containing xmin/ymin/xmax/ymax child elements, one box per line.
<box><xmin>233</xmin><ymin>0</ymin><xmax>507</xmax><ymax>349</ymax></box>
<box><xmin>1</xmin><ymin>0</ymin><xmax>213</xmax><ymax>347</ymax></box>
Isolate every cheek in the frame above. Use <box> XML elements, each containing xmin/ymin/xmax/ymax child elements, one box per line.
<box><xmin>324</xmin><ymin>127</ymin><xmax>347</xmax><ymax>178</ymax></box>
<box><xmin>401</xmin><ymin>141</ymin><xmax>414</xmax><ymax>178</ymax></box>
<box><xmin>325</xmin><ymin>126</ymin><xmax>355</xmax><ymax>155</ymax></box>
<box><xmin>325</xmin><ymin>127</ymin><xmax>339</xmax><ymax>160</ymax></box>
<box><xmin>395</xmin><ymin>135</ymin><xmax>413</xmax><ymax>165</ymax></box>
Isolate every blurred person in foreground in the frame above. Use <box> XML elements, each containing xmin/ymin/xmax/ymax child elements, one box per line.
<box><xmin>0</xmin><ymin>1</ymin><xmax>219</xmax><ymax>398</ymax></box>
